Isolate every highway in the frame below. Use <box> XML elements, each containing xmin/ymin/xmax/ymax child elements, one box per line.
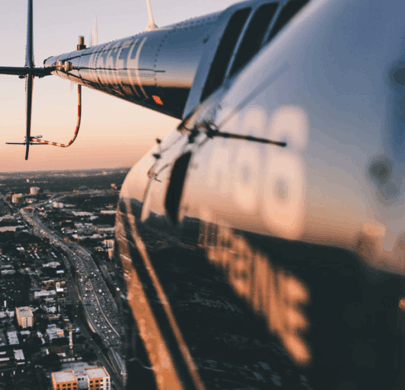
<box><xmin>19</xmin><ymin>200</ymin><xmax>126</xmax><ymax>389</ymax></box>
<box><xmin>65</xmin><ymin>269</ymin><xmax>125</xmax><ymax>390</ymax></box>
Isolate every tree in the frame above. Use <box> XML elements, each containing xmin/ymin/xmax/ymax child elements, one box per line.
<box><xmin>52</xmin><ymin>337</ymin><xmax>68</xmax><ymax>346</ymax></box>
<box><xmin>76</xmin><ymin>335</ymin><xmax>86</xmax><ymax>344</ymax></box>
<box><xmin>38</xmin><ymin>352</ymin><xmax>61</xmax><ymax>370</ymax></box>
<box><xmin>83</xmin><ymin>349</ymin><xmax>96</xmax><ymax>361</ymax></box>
<box><xmin>24</xmin><ymin>333</ymin><xmax>41</xmax><ymax>354</ymax></box>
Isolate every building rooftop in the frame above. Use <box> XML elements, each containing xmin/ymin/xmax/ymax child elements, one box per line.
<box><xmin>7</xmin><ymin>331</ymin><xmax>19</xmax><ymax>345</ymax></box>
<box><xmin>52</xmin><ymin>370</ymin><xmax>76</xmax><ymax>383</ymax></box>
<box><xmin>60</xmin><ymin>361</ymin><xmax>96</xmax><ymax>375</ymax></box>
<box><xmin>14</xmin><ymin>349</ymin><xmax>24</xmax><ymax>361</ymax></box>
<box><xmin>85</xmin><ymin>367</ymin><xmax>109</xmax><ymax>379</ymax></box>
<box><xmin>34</xmin><ymin>290</ymin><xmax>56</xmax><ymax>298</ymax></box>
<box><xmin>46</xmin><ymin>327</ymin><xmax>64</xmax><ymax>340</ymax></box>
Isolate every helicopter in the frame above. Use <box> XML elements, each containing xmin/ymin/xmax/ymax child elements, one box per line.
<box><xmin>2</xmin><ymin>0</ymin><xmax>405</xmax><ymax>389</ymax></box>
<box><xmin>114</xmin><ymin>0</ymin><xmax>405</xmax><ymax>388</ymax></box>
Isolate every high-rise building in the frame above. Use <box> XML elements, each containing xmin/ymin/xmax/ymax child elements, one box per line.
<box><xmin>11</xmin><ymin>194</ymin><xmax>23</xmax><ymax>204</ymax></box>
<box><xmin>29</xmin><ymin>187</ymin><xmax>40</xmax><ymax>195</ymax></box>
<box><xmin>51</xmin><ymin>370</ymin><xmax>78</xmax><ymax>390</ymax></box>
<box><xmin>15</xmin><ymin>307</ymin><xmax>33</xmax><ymax>329</ymax></box>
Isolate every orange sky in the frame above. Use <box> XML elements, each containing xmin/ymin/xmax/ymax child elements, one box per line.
<box><xmin>0</xmin><ymin>0</ymin><xmax>236</xmax><ymax>172</ymax></box>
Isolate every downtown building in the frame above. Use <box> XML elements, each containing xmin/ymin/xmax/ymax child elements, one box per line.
<box><xmin>29</xmin><ymin>187</ymin><xmax>40</xmax><ymax>196</ymax></box>
<box><xmin>52</xmin><ymin>366</ymin><xmax>110</xmax><ymax>390</ymax></box>
<box><xmin>15</xmin><ymin>307</ymin><xmax>33</xmax><ymax>329</ymax></box>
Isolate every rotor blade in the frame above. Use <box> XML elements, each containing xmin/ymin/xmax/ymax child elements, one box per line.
<box><xmin>25</xmin><ymin>0</ymin><xmax>34</xmax><ymax>69</ymax></box>
<box><xmin>6</xmin><ymin>142</ymin><xmax>47</xmax><ymax>145</ymax></box>
<box><xmin>25</xmin><ymin>73</ymin><xmax>33</xmax><ymax>160</ymax></box>
<box><xmin>25</xmin><ymin>0</ymin><xmax>34</xmax><ymax>161</ymax></box>
<box><xmin>0</xmin><ymin>67</ymin><xmax>30</xmax><ymax>76</ymax></box>
<box><xmin>0</xmin><ymin>67</ymin><xmax>52</xmax><ymax>77</ymax></box>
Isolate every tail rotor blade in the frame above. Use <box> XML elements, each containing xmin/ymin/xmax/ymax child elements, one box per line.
<box><xmin>25</xmin><ymin>73</ymin><xmax>33</xmax><ymax>160</ymax></box>
<box><xmin>25</xmin><ymin>0</ymin><xmax>34</xmax><ymax>69</ymax></box>
<box><xmin>25</xmin><ymin>0</ymin><xmax>34</xmax><ymax>160</ymax></box>
<box><xmin>4</xmin><ymin>0</ymin><xmax>54</xmax><ymax>159</ymax></box>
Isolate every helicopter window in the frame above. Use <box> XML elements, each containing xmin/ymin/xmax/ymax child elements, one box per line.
<box><xmin>229</xmin><ymin>3</ymin><xmax>279</xmax><ymax>77</ymax></box>
<box><xmin>165</xmin><ymin>152</ymin><xmax>192</xmax><ymax>225</ymax></box>
<box><xmin>266</xmin><ymin>0</ymin><xmax>309</xmax><ymax>43</ymax></box>
<box><xmin>201</xmin><ymin>8</ymin><xmax>251</xmax><ymax>102</ymax></box>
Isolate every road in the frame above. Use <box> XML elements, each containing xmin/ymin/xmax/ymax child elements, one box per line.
<box><xmin>19</xmin><ymin>199</ymin><xmax>126</xmax><ymax>388</ymax></box>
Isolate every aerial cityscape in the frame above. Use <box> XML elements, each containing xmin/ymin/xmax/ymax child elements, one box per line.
<box><xmin>0</xmin><ymin>168</ymin><xmax>129</xmax><ymax>390</ymax></box>
<box><xmin>2</xmin><ymin>0</ymin><xmax>405</xmax><ymax>388</ymax></box>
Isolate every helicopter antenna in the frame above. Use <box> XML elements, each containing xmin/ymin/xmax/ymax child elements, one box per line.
<box><xmin>91</xmin><ymin>17</ymin><xmax>98</xmax><ymax>46</ymax></box>
<box><xmin>145</xmin><ymin>0</ymin><xmax>158</xmax><ymax>31</ymax></box>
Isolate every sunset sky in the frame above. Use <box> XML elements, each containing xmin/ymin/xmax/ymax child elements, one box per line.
<box><xmin>0</xmin><ymin>0</ymin><xmax>236</xmax><ymax>172</ymax></box>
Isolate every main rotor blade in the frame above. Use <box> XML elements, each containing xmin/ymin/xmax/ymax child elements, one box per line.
<box><xmin>0</xmin><ymin>67</ymin><xmax>52</xmax><ymax>77</ymax></box>
<box><xmin>6</xmin><ymin>142</ymin><xmax>47</xmax><ymax>145</ymax></box>
<box><xmin>25</xmin><ymin>73</ymin><xmax>33</xmax><ymax>160</ymax></box>
<box><xmin>25</xmin><ymin>0</ymin><xmax>34</xmax><ymax>69</ymax></box>
<box><xmin>0</xmin><ymin>67</ymin><xmax>30</xmax><ymax>76</ymax></box>
<box><xmin>25</xmin><ymin>0</ymin><xmax>34</xmax><ymax>161</ymax></box>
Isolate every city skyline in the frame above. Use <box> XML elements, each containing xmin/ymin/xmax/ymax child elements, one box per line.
<box><xmin>0</xmin><ymin>0</ymin><xmax>236</xmax><ymax>172</ymax></box>
<box><xmin>0</xmin><ymin>169</ymin><xmax>127</xmax><ymax>389</ymax></box>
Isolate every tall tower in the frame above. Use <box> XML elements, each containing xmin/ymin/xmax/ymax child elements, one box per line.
<box><xmin>69</xmin><ymin>325</ymin><xmax>73</xmax><ymax>353</ymax></box>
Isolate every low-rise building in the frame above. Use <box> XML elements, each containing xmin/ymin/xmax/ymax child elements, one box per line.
<box><xmin>1</xmin><ymin>270</ymin><xmax>16</xmax><ymax>276</ymax></box>
<box><xmin>43</xmin><ymin>262</ymin><xmax>61</xmax><ymax>269</ymax></box>
<box><xmin>16</xmin><ymin>307</ymin><xmax>33</xmax><ymax>329</ymax></box>
<box><xmin>96</xmin><ymin>226</ymin><xmax>114</xmax><ymax>234</ymax></box>
<box><xmin>0</xmin><ymin>310</ymin><xmax>14</xmax><ymax>320</ymax></box>
<box><xmin>51</xmin><ymin>365</ymin><xmax>110</xmax><ymax>390</ymax></box>
<box><xmin>85</xmin><ymin>367</ymin><xmax>110</xmax><ymax>390</ymax></box>
<box><xmin>100</xmin><ymin>210</ymin><xmax>116</xmax><ymax>215</ymax></box>
<box><xmin>0</xmin><ymin>331</ymin><xmax>6</xmax><ymax>347</ymax></box>
<box><xmin>14</xmin><ymin>349</ymin><xmax>25</xmax><ymax>365</ymax></box>
<box><xmin>7</xmin><ymin>331</ymin><xmax>19</xmax><ymax>345</ymax></box>
<box><xmin>103</xmin><ymin>239</ymin><xmax>114</xmax><ymax>248</ymax></box>
<box><xmin>34</xmin><ymin>290</ymin><xmax>56</xmax><ymax>299</ymax></box>
<box><xmin>46</xmin><ymin>327</ymin><xmax>64</xmax><ymax>342</ymax></box>
<box><xmin>51</xmin><ymin>370</ymin><xmax>78</xmax><ymax>390</ymax></box>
